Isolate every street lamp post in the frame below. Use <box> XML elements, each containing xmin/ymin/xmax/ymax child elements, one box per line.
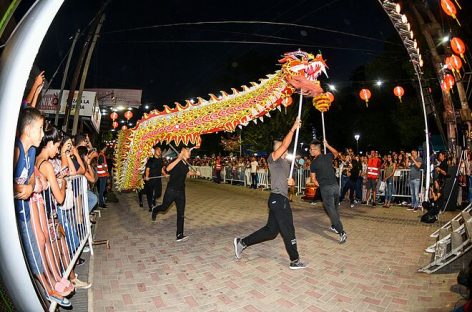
<box><xmin>354</xmin><ymin>134</ymin><xmax>360</xmax><ymax>154</ymax></box>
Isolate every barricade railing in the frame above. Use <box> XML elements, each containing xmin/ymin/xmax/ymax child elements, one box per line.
<box><xmin>192</xmin><ymin>166</ymin><xmax>271</xmax><ymax>189</ymax></box>
<box><xmin>191</xmin><ymin>165</ymin><xmax>425</xmax><ymax>202</ymax></box>
<box><xmin>17</xmin><ymin>175</ymin><xmax>92</xmax><ymax>311</ymax></box>
<box><xmin>296</xmin><ymin>168</ymin><xmax>425</xmax><ymax>201</ymax></box>
<box><xmin>376</xmin><ymin>169</ymin><xmax>425</xmax><ymax>201</ymax></box>
<box><xmin>192</xmin><ymin>166</ymin><xmax>213</xmax><ymax>180</ymax></box>
<box><xmin>221</xmin><ymin>166</ymin><xmax>246</xmax><ymax>185</ymax></box>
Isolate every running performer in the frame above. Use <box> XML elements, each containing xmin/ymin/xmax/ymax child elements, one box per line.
<box><xmin>233</xmin><ymin>118</ymin><xmax>306</xmax><ymax>269</ymax></box>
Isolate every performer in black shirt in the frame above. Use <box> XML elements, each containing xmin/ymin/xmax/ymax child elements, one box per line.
<box><xmin>151</xmin><ymin>147</ymin><xmax>195</xmax><ymax>242</ymax></box>
<box><xmin>310</xmin><ymin>140</ymin><xmax>347</xmax><ymax>244</ymax></box>
<box><xmin>144</xmin><ymin>146</ymin><xmax>164</xmax><ymax>211</ymax></box>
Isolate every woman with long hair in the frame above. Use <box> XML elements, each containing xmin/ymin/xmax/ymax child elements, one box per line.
<box><xmin>383</xmin><ymin>154</ymin><xmax>397</xmax><ymax>208</ymax></box>
<box><xmin>35</xmin><ymin>125</ymin><xmax>90</xmax><ymax>291</ymax></box>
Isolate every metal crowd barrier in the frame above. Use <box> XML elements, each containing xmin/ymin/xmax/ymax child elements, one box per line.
<box><xmin>192</xmin><ymin>166</ymin><xmax>271</xmax><ymax>189</ymax></box>
<box><xmin>222</xmin><ymin>166</ymin><xmax>246</xmax><ymax>185</ymax></box>
<box><xmin>192</xmin><ymin>165</ymin><xmax>424</xmax><ymax>202</ymax></box>
<box><xmin>192</xmin><ymin>166</ymin><xmax>213</xmax><ymax>180</ymax></box>
<box><xmin>295</xmin><ymin>168</ymin><xmax>425</xmax><ymax>201</ymax></box>
<box><xmin>18</xmin><ymin>175</ymin><xmax>92</xmax><ymax>311</ymax></box>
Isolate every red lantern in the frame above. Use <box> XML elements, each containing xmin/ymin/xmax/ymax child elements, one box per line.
<box><xmin>441</xmin><ymin>0</ymin><xmax>460</xmax><ymax>25</ymax></box>
<box><xmin>326</xmin><ymin>92</ymin><xmax>334</xmax><ymax>102</ymax></box>
<box><xmin>112</xmin><ymin>121</ymin><xmax>118</xmax><ymax>129</ymax></box>
<box><xmin>124</xmin><ymin>110</ymin><xmax>133</xmax><ymax>121</ymax></box>
<box><xmin>451</xmin><ymin>37</ymin><xmax>466</xmax><ymax>61</ymax></box>
<box><xmin>450</xmin><ymin>54</ymin><xmax>463</xmax><ymax>71</ymax></box>
<box><xmin>110</xmin><ymin>111</ymin><xmax>118</xmax><ymax>121</ymax></box>
<box><xmin>121</xmin><ymin>125</ymin><xmax>128</xmax><ymax>130</ymax></box>
<box><xmin>441</xmin><ymin>80</ymin><xmax>450</xmax><ymax>92</ymax></box>
<box><xmin>393</xmin><ymin>86</ymin><xmax>405</xmax><ymax>102</ymax></box>
<box><xmin>359</xmin><ymin>88</ymin><xmax>371</xmax><ymax>107</ymax></box>
<box><xmin>444</xmin><ymin>74</ymin><xmax>455</xmax><ymax>89</ymax></box>
<box><xmin>445</xmin><ymin>56</ymin><xmax>454</xmax><ymax>70</ymax></box>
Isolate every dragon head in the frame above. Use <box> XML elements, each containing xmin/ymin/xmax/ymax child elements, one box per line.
<box><xmin>279</xmin><ymin>50</ymin><xmax>328</xmax><ymax>97</ymax></box>
<box><xmin>279</xmin><ymin>50</ymin><xmax>328</xmax><ymax>81</ymax></box>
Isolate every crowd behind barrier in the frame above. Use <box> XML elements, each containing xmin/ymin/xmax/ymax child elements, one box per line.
<box><xmin>191</xmin><ymin>165</ymin><xmax>425</xmax><ymax>201</ymax></box>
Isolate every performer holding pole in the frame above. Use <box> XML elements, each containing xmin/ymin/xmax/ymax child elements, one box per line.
<box><xmin>309</xmin><ymin>139</ymin><xmax>347</xmax><ymax>244</ymax></box>
<box><xmin>144</xmin><ymin>146</ymin><xmax>164</xmax><ymax>211</ymax></box>
<box><xmin>151</xmin><ymin>147</ymin><xmax>197</xmax><ymax>242</ymax></box>
<box><xmin>234</xmin><ymin>118</ymin><xmax>307</xmax><ymax>269</ymax></box>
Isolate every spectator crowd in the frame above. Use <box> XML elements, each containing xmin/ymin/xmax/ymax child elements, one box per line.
<box><xmin>13</xmin><ymin>72</ymin><xmax>111</xmax><ymax>308</ymax></box>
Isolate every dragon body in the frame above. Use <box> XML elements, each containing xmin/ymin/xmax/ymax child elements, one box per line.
<box><xmin>114</xmin><ymin>50</ymin><xmax>328</xmax><ymax>190</ymax></box>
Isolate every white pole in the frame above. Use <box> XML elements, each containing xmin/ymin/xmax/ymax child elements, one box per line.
<box><xmin>415</xmin><ymin>65</ymin><xmax>431</xmax><ymax>201</ymax></box>
<box><xmin>289</xmin><ymin>91</ymin><xmax>304</xmax><ymax>179</ymax></box>
<box><xmin>321</xmin><ymin>111</ymin><xmax>327</xmax><ymax>154</ymax></box>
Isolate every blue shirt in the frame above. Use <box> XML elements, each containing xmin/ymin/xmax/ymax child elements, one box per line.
<box><xmin>14</xmin><ymin>140</ymin><xmax>36</xmax><ymax>222</ymax></box>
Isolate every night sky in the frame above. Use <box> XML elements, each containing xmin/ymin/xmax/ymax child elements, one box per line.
<box><xmin>11</xmin><ymin>0</ymin><xmax>471</xmax><ymax>151</ymax></box>
<box><xmin>24</xmin><ymin>0</ymin><xmax>401</xmax><ymax>105</ymax></box>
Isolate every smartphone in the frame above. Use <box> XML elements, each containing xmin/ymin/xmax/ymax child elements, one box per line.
<box><xmin>57</xmin><ymin>166</ymin><xmax>68</xmax><ymax>178</ymax></box>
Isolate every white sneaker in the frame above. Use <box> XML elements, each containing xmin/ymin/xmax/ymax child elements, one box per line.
<box><xmin>83</xmin><ymin>246</ymin><xmax>90</xmax><ymax>253</ymax></box>
<box><xmin>425</xmin><ymin>246</ymin><xmax>435</xmax><ymax>253</ymax></box>
<box><xmin>72</xmin><ymin>278</ymin><xmax>92</xmax><ymax>289</ymax></box>
<box><xmin>176</xmin><ymin>235</ymin><xmax>189</xmax><ymax>242</ymax></box>
<box><xmin>289</xmin><ymin>259</ymin><xmax>306</xmax><ymax>270</ymax></box>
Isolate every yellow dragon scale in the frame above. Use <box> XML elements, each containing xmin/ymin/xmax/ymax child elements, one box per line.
<box><xmin>114</xmin><ymin>51</ymin><xmax>328</xmax><ymax>191</ymax></box>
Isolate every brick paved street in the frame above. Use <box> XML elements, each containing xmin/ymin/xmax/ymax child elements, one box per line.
<box><xmin>91</xmin><ymin>179</ymin><xmax>464</xmax><ymax>312</ymax></box>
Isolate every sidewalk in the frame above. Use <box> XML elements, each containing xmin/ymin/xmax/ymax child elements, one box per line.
<box><xmin>91</xmin><ymin>179</ymin><xmax>463</xmax><ymax>312</ymax></box>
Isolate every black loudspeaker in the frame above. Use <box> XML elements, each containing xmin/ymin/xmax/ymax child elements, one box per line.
<box><xmin>442</xmin><ymin>166</ymin><xmax>460</xmax><ymax>211</ymax></box>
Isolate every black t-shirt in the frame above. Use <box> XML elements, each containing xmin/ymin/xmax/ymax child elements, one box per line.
<box><xmin>350</xmin><ymin>159</ymin><xmax>361</xmax><ymax>180</ymax></box>
<box><xmin>146</xmin><ymin>157</ymin><xmax>163</xmax><ymax>179</ymax></box>
<box><xmin>437</xmin><ymin>160</ymin><xmax>448</xmax><ymax>182</ymax></box>
<box><xmin>167</xmin><ymin>161</ymin><xmax>189</xmax><ymax>191</ymax></box>
<box><xmin>310</xmin><ymin>153</ymin><xmax>337</xmax><ymax>187</ymax></box>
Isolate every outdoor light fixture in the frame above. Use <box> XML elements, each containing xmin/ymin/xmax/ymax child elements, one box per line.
<box><xmin>376</xmin><ymin>80</ymin><xmax>383</xmax><ymax>86</ymax></box>
<box><xmin>441</xmin><ymin>35</ymin><xmax>450</xmax><ymax>43</ymax></box>
<box><xmin>328</xmin><ymin>84</ymin><xmax>336</xmax><ymax>91</ymax></box>
<box><xmin>116</xmin><ymin>105</ymin><xmax>125</xmax><ymax>111</ymax></box>
<box><xmin>144</xmin><ymin>105</ymin><xmax>149</xmax><ymax>109</ymax></box>
<box><xmin>354</xmin><ymin>134</ymin><xmax>360</xmax><ymax>153</ymax></box>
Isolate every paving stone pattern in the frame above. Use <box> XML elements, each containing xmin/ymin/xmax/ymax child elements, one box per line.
<box><xmin>91</xmin><ymin>179</ymin><xmax>465</xmax><ymax>312</ymax></box>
